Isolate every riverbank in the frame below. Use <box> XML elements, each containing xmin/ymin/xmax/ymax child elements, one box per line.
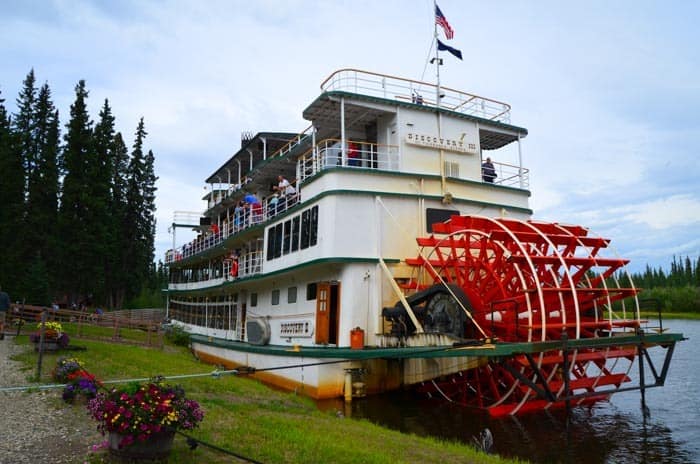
<box><xmin>3</xmin><ymin>332</ymin><xmax>523</xmax><ymax>464</ymax></box>
<box><xmin>639</xmin><ymin>311</ymin><xmax>700</xmax><ymax>320</ymax></box>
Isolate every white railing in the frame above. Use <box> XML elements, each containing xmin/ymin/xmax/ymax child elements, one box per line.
<box><xmin>165</xmin><ymin>193</ymin><xmax>300</xmax><ymax>265</ymax></box>
<box><xmin>297</xmin><ymin>139</ymin><xmax>400</xmax><ymax>183</ymax></box>
<box><xmin>238</xmin><ymin>250</ymin><xmax>263</xmax><ymax>278</ymax></box>
<box><xmin>321</xmin><ymin>69</ymin><xmax>512</xmax><ymax>124</ymax></box>
<box><xmin>206</xmin><ymin>125</ymin><xmax>314</xmax><ymax>210</ymax></box>
<box><xmin>492</xmin><ymin>161</ymin><xmax>530</xmax><ymax>188</ymax></box>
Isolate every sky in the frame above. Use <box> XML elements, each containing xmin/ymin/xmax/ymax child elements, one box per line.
<box><xmin>1</xmin><ymin>0</ymin><xmax>699</xmax><ymax>274</ymax></box>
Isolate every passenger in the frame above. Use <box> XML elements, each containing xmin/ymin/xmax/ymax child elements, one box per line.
<box><xmin>245</xmin><ymin>194</ymin><xmax>263</xmax><ymax>223</ymax></box>
<box><xmin>234</xmin><ymin>200</ymin><xmax>245</xmax><ymax>229</ymax></box>
<box><xmin>347</xmin><ymin>142</ymin><xmax>361</xmax><ymax>167</ymax></box>
<box><xmin>276</xmin><ymin>175</ymin><xmax>296</xmax><ymax>197</ymax></box>
<box><xmin>268</xmin><ymin>193</ymin><xmax>280</xmax><ymax>216</ymax></box>
<box><xmin>481</xmin><ymin>157</ymin><xmax>497</xmax><ymax>183</ymax></box>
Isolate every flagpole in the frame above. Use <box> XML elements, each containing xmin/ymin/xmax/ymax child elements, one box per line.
<box><xmin>434</xmin><ymin>0</ymin><xmax>446</xmax><ymax>197</ymax></box>
<box><xmin>434</xmin><ymin>0</ymin><xmax>441</xmax><ymax>111</ymax></box>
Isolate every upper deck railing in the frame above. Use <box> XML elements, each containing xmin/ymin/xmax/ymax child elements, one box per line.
<box><xmin>321</xmin><ymin>69</ymin><xmax>512</xmax><ymax>124</ymax></box>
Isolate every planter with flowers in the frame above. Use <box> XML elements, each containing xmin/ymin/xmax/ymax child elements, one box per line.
<box><xmin>29</xmin><ymin>321</ymin><xmax>70</xmax><ymax>351</ymax></box>
<box><xmin>88</xmin><ymin>378</ymin><xmax>204</xmax><ymax>460</ymax></box>
<box><xmin>53</xmin><ymin>357</ymin><xmax>101</xmax><ymax>402</ymax></box>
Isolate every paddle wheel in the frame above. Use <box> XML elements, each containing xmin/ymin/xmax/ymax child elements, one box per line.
<box><xmin>391</xmin><ymin>215</ymin><xmax>645</xmax><ymax>416</ymax></box>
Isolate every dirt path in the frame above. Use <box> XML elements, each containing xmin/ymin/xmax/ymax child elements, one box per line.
<box><xmin>0</xmin><ymin>336</ymin><xmax>103</xmax><ymax>464</ymax></box>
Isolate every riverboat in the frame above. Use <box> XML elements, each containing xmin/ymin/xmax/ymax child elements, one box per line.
<box><xmin>165</xmin><ymin>68</ymin><xmax>683</xmax><ymax>416</ymax></box>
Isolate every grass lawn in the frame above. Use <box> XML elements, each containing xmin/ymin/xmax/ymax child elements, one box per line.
<box><xmin>12</xmin><ymin>333</ymin><xmax>524</xmax><ymax>464</ymax></box>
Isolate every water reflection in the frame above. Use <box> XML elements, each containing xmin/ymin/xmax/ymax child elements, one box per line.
<box><xmin>318</xmin><ymin>320</ymin><xmax>697</xmax><ymax>463</ymax></box>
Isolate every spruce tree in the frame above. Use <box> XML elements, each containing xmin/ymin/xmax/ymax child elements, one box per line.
<box><xmin>108</xmin><ymin>132</ymin><xmax>130</xmax><ymax>308</ymax></box>
<box><xmin>13</xmin><ymin>70</ymin><xmax>37</xmax><ymax>193</ymax></box>
<box><xmin>0</xmin><ymin>89</ymin><xmax>25</xmax><ymax>296</ymax></box>
<box><xmin>123</xmin><ymin>118</ymin><xmax>149</xmax><ymax>301</ymax></box>
<box><xmin>88</xmin><ymin>99</ymin><xmax>116</xmax><ymax>303</ymax></box>
<box><xmin>143</xmin><ymin>148</ymin><xmax>158</xmax><ymax>272</ymax></box>
<box><xmin>58</xmin><ymin>80</ymin><xmax>95</xmax><ymax>304</ymax></box>
<box><xmin>24</xmin><ymin>83</ymin><xmax>60</xmax><ymax>299</ymax></box>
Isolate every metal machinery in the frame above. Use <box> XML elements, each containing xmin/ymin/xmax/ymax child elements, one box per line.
<box><xmin>384</xmin><ymin>215</ymin><xmax>681</xmax><ymax>416</ymax></box>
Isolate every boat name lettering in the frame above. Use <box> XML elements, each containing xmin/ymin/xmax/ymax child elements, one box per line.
<box><xmin>405</xmin><ymin>132</ymin><xmax>476</xmax><ymax>154</ymax></box>
<box><xmin>280</xmin><ymin>320</ymin><xmax>312</xmax><ymax>337</ymax></box>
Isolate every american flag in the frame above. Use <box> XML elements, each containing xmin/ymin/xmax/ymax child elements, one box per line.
<box><xmin>435</xmin><ymin>4</ymin><xmax>454</xmax><ymax>40</ymax></box>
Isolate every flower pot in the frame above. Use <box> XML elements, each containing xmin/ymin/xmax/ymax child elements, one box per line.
<box><xmin>108</xmin><ymin>430</ymin><xmax>175</xmax><ymax>460</ymax></box>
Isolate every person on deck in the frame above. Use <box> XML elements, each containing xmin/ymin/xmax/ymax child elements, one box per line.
<box><xmin>275</xmin><ymin>175</ymin><xmax>296</xmax><ymax>197</ymax></box>
<box><xmin>481</xmin><ymin>157</ymin><xmax>497</xmax><ymax>183</ymax></box>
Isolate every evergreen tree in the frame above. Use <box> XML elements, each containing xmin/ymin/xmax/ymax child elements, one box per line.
<box><xmin>24</xmin><ymin>83</ymin><xmax>60</xmax><ymax>298</ymax></box>
<box><xmin>143</xmin><ymin>148</ymin><xmax>158</xmax><ymax>271</ymax></box>
<box><xmin>107</xmin><ymin>132</ymin><xmax>130</xmax><ymax>308</ymax></box>
<box><xmin>13</xmin><ymin>70</ymin><xmax>37</xmax><ymax>193</ymax></box>
<box><xmin>0</xmin><ymin>89</ymin><xmax>25</xmax><ymax>296</ymax></box>
<box><xmin>88</xmin><ymin>99</ymin><xmax>116</xmax><ymax>303</ymax></box>
<box><xmin>57</xmin><ymin>80</ymin><xmax>96</xmax><ymax>304</ymax></box>
<box><xmin>123</xmin><ymin>118</ymin><xmax>149</xmax><ymax>300</ymax></box>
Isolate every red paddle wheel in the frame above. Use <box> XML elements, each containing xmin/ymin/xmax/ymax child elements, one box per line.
<box><xmin>402</xmin><ymin>215</ymin><xmax>642</xmax><ymax>415</ymax></box>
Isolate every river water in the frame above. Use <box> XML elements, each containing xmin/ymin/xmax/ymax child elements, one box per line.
<box><xmin>323</xmin><ymin>319</ymin><xmax>698</xmax><ymax>464</ymax></box>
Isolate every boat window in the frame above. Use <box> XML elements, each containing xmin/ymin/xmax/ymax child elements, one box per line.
<box><xmin>283</xmin><ymin>220</ymin><xmax>292</xmax><ymax>255</ymax></box>
<box><xmin>288</xmin><ymin>286</ymin><xmax>297</xmax><ymax>304</ymax></box>
<box><xmin>301</xmin><ymin>209</ymin><xmax>310</xmax><ymax>249</ymax></box>
<box><xmin>310</xmin><ymin>206</ymin><xmax>318</xmax><ymax>246</ymax></box>
<box><xmin>274</xmin><ymin>223</ymin><xmax>283</xmax><ymax>258</ymax></box>
<box><xmin>291</xmin><ymin>216</ymin><xmax>300</xmax><ymax>252</ymax></box>
<box><xmin>250</xmin><ymin>293</ymin><xmax>258</xmax><ymax>307</ymax></box>
<box><xmin>306</xmin><ymin>283</ymin><xmax>317</xmax><ymax>300</ymax></box>
<box><xmin>266</xmin><ymin>226</ymin><xmax>277</xmax><ymax>261</ymax></box>
<box><xmin>271</xmin><ymin>289</ymin><xmax>280</xmax><ymax>306</ymax></box>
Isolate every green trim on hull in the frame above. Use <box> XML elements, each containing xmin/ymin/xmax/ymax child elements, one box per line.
<box><xmin>190</xmin><ymin>332</ymin><xmax>684</xmax><ymax>360</ymax></box>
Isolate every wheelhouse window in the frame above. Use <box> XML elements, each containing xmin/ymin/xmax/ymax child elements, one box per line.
<box><xmin>267</xmin><ymin>205</ymin><xmax>318</xmax><ymax>261</ymax></box>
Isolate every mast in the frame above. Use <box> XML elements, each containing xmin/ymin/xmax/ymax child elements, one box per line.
<box><xmin>434</xmin><ymin>0</ymin><xmax>441</xmax><ymax>111</ymax></box>
<box><xmin>433</xmin><ymin>0</ymin><xmax>447</xmax><ymax>196</ymax></box>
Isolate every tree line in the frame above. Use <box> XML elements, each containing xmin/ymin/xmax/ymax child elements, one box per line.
<box><xmin>631</xmin><ymin>255</ymin><xmax>700</xmax><ymax>289</ymax></box>
<box><xmin>629</xmin><ymin>256</ymin><xmax>700</xmax><ymax>314</ymax></box>
<box><xmin>0</xmin><ymin>69</ymin><xmax>160</xmax><ymax>309</ymax></box>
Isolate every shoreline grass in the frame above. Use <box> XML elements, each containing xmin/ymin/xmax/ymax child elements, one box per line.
<box><xmin>11</xmin><ymin>333</ymin><xmax>523</xmax><ymax>464</ymax></box>
<box><xmin>639</xmin><ymin>311</ymin><xmax>700</xmax><ymax>320</ymax></box>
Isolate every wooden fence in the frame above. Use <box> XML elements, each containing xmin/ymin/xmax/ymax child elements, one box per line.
<box><xmin>7</xmin><ymin>304</ymin><xmax>167</xmax><ymax>348</ymax></box>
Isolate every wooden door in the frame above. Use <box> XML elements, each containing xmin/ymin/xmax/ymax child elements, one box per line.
<box><xmin>315</xmin><ymin>283</ymin><xmax>330</xmax><ymax>344</ymax></box>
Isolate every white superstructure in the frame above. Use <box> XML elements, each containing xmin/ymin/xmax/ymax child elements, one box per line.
<box><xmin>165</xmin><ymin>69</ymin><xmax>531</xmax><ymax>398</ymax></box>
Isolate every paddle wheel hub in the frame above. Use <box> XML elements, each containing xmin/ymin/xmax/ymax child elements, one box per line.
<box><xmin>393</xmin><ymin>215</ymin><xmax>645</xmax><ymax>415</ymax></box>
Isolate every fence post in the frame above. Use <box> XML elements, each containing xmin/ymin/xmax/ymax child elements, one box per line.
<box><xmin>36</xmin><ymin>310</ymin><xmax>47</xmax><ymax>380</ymax></box>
